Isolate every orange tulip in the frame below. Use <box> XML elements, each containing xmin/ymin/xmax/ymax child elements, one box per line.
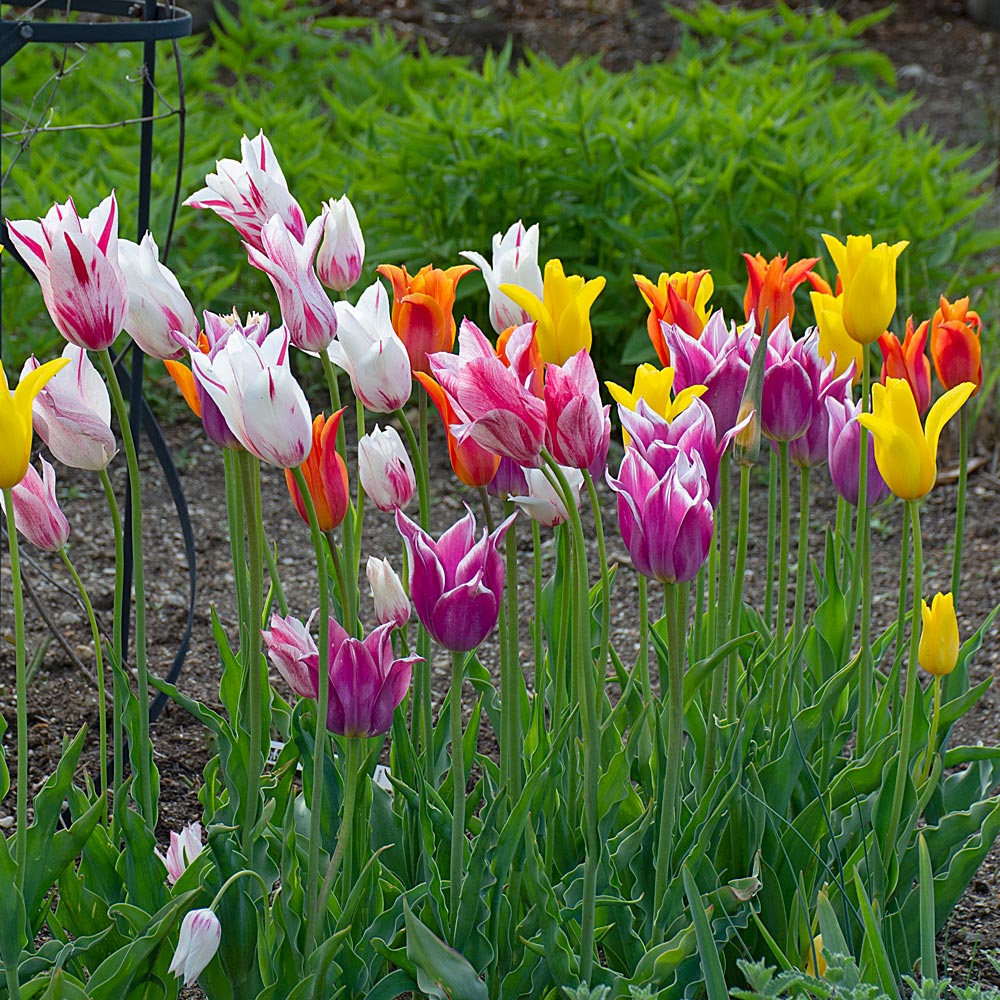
<box><xmin>284</xmin><ymin>410</ymin><xmax>349</xmax><ymax>532</ymax></box>
<box><xmin>376</xmin><ymin>263</ymin><xmax>477</xmax><ymax>375</ymax></box>
<box><xmin>741</xmin><ymin>252</ymin><xmax>819</xmax><ymax>329</ymax></box>
<box><xmin>878</xmin><ymin>316</ymin><xmax>931</xmax><ymax>415</ymax></box>
<box><xmin>930</xmin><ymin>295</ymin><xmax>982</xmax><ymax>392</ymax></box>
<box><xmin>633</xmin><ymin>269</ymin><xmax>713</xmax><ymax>366</ymax></box>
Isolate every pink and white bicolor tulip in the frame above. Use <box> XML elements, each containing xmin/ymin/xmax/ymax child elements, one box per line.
<box><xmin>263</xmin><ymin>611</ymin><xmax>320</xmax><ymax>698</ymax></box>
<box><xmin>327</xmin><ymin>281</ymin><xmax>412</xmax><ymax>412</ymax></box>
<box><xmin>509</xmin><ymin>465</ymin><xmax>582</xmax><ymax>527</ymax></box>
<box><xmin>396</xmin><ymin>506</ymin><xmax>514</xmax><ymax>652</ymax></box>
<box><xmin>21</xmin><ymin>345</ymin><xmax>116</xmax><ymax>470</ymax></box>
<box><xmin>358</xmin><ymin>425</ymin><xmax>415</xmax><ymax>511</ymax></box>
<box><xmin>460</xmin><ymin>220</ymin><xmax>544</xmax><ymax>334</ymax></box>
<box><xmin>543</xmin><ymin>349</ymin><xmax>611</xmax><ymax>475</ymax></box>
<box><xmin>155</xmin><ymin>821</ymin><xmax>204</xmax><ymax>885</ymax></box>
<box><xmin>245</xmin><ymin>215</ymin><xmax>338</xmax><ymax>353</ymax></box>
<box><xmin>168</xmin><ymin>909</ymin><xmax>221</xmax><ymax>987</ymax></box>
<box><xmin>118</xmin><ymin>233</ymin><xmax>198</xmax><ymax>360</ymax></box>
<box><xmin>1</xmin><ymin>458</ymin><xmax>70</xmax><ymax>552</ymax></box>
<box><xmin>826</xmin><ymin>396</ymin><xmax>890</xmax><ymax>507</ymax></box>
<box><xmin>184</xmin><ymin>131</ymin><xmax>307</xmax><ymax>250</ymax></box>
<box><xmin>316</xmin><ymin>195</ymin><xmax>365</xmax><ymax>292</ymax></box>
<box><xmin>366</xmin><ymin>556</ymin><xmax>410</xmax><ymax>630</ymax></box>
<box><xmin>7</xmin><ymin>194</ymin><xmax>128</xmax><ymax>351</ymax></box>
<box><xmin>189</xmin><ymin>323</ymin><xmax>313</xmax><ymax>467</ymax></box>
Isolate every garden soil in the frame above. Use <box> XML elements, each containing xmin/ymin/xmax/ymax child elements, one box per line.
<box><xmin>1</xmin><ymin>0</ymin><xmax>999</xmax><ymax>988</ymax></box>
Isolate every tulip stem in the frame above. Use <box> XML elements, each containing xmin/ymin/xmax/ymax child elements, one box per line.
<box><xmin>776</xmin><ymin>442</ymin><xmax>791</xmax><ymax>652</ymax></box>
<box><xmin>891</xmin><ymin>502</ymin><xmax>912</xmax><ymax>721</ymax></box>
<box><xmin>96</xmin><ymin>348</ymin><xmax>153</xmax><ymax>827</ymax></box>
<box><xmin>920</xmin><ymin>676</ymin><xmax>942</xmax><ymax>784</ymax></box>
<box><xmin>951</xmin><ymin>407</ymin><xmax>969</xmax><ymax>600</ymax></box>
<box><xmin>291</xmin><ymin>465</ymin><xmax>332</xmax><ymax>953</ymax></box>
<box><xmin>418</xmin><ymin>396</ymin><xmax>434</xmax><ymax>777</ymax></box>
<box><xmin>477</xmin><ymin>487</ymin><xmax>495</xmax><ymax>533</ymax></box>
<box><xmin>98</xmin><ymin>467</ymin><xmax>125</xmax><ymax>813</ymax></box>
<box><xmin>321</xmin><ymin>352</ymin><xmax>346</xmax><ymax>459</ymax></box>
<box><xmin>502</xmin><ymin>501</ymin><xmax>523</xmax><ymax>809</ymax></box>
<box><xmin>450</xmin><ymin>648</ymin><xmax>467</xmax><ymax>934</ymax></box>
<box><xmin>855</xmin><ymin>348</ymin><xmax>873</xmax><ymax>754</ymax></box>
<box><xmin>531</xmin><ymin>520</ymin><xmax>545</xmax><ymax>722</ymax></box>
<box><xmin>792</xmin><ymin>465</ymin><xmax>811</xmax><ymax>667</ymax></box>
<box><xmin>764</xmin><ymin>450</ymin><xmax>778</xmax><ymax>628</ymax></box>
<box><xmin>4</xmin><ymin>489</ymin><xmax>28</xmax><ymax>888</ymax></box>
<box><xmin>730</xmin><ymin>462</ymin><xmax>752</xmax><ymax>715</ymax></box>
<box><xmin>887</xmin><ymin>499</ymin><xmax>923</xmax><ymax>851</ymax></box>
<box><xmin>584</xmin><ymin>469</ymin><xmax>611</xmax><ymax>709</ymax></box>
<box><xmin>317</xmin><ymin>737</ymin><xmax>363</xmax><ymax>931</ymax></box>
<box><xmin>60</xmin><ymin>549</ymin><xmax>109</xmax><ymax>824</ymax></box>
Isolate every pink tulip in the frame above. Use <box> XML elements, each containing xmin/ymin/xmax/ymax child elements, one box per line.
<box><xmin>662</xmin><ymin>311</ymin><xmax>759</xmax><ymax>440</ymax></box>
<box><xmin>366</xmin><ymin>556</ymin><xmax>410</xmax><ymax>630</ymax></box>
<box><xmin>155</xmin><ymin>821</ymin><xmax>204</xmax><ymax>885</ymax></box>
<box><xmin>168</xmin><ymin>909</ymin><xmax>221</xmax><ymax>986</ymax></box>
<box><xmin>788</xmin><ymin>349</ymin><xmax>855</xmax><ymax>468</ymax></box>
<box><xmin>395</xmin><ymin>506</ymin><xmax>514</xmax><ymax>652</ymax></box>
<box><xmin>358</xmin><ymin>425</ymin><xmax>415</xmax><ymax>511</ymax></box>
<box><xmin>189</xmin><ymin>322</ymin><xmax>313</xmax><ymax>467</ymax></box>
<box><xmin>760</xmin><ymin>318</ymin><xmax>813</xmax><ymax>442</ymax></box>
<box><xmin>7</xmin><ymin>194</ymin><xmax>128</xmax><ymax>351</ymax></box>
<box><xmin>428</xmin><ymin>320</ymin><xmax>546</xmax><ymax>467</ymax></box>
<box><xmin>263</xmin><ymin>611</ymin><xmax>320</xmax><ymax>698</ymax></box>
<box><xmin>21</xmin><ymin>346</ymin><xmax>116</xmax><ymax>470</ymax></box>
<box><xmin>245</xmin><ymin>215</ymin><xmax>338</xmax><ymax>353</ymax></box>
<box><xmin>316</xmin><ymin>195</ymin><xmax>365</xmax><ymax>292</ymax></box>
<box><xmin>608</xmin><ymin>443</ymin><xmax>714</xmax><ymax>583</ymax></box>
<box><xmin>2</xmin><ymin>458</ymin><xmax>70</xmax><ymax>551</ymax></box>
<box><xmin>826</xmin><ymin>396</ymin><xmax>890</xmax><ymax>507</ymax></box>
<box><xmin>327</xmin><ymin>281</ymin><xmax>412</xmax><ymax>412</ymax></box>
<box><xmin>543</xmin><ymin>349</ymin><xmax>610</xmax><ymax>475</ymax></box>
<box><xmin>184</xmin><ymin>131</ymin><xmax>307</xmax><ymax>250</ymax></box>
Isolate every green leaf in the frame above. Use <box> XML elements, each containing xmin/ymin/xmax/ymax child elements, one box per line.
<box><xmin>403</xmin><ymin>900</ymin><xmax>488</xmax><ymax>1000</ymax></box>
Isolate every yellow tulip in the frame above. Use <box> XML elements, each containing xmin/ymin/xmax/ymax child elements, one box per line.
<box><xmin>500</xmin><ymin>258</ymin><xmax>605</xmax><ymax>365</ymax></box>
<box><xmin>919</xmin><ymin>592</ymin><xmax>960</xmax><ymax>677</ymax></box>
<box><xmin>857</xmin><ymin>377</ymin><xmax>974</xmax><ymax>500</ymax></box>
<box><xmin>805</xmin><ymin>934</ymin><xmax>827</xmax><ymax>978</ymax></box>
<box><xmin>810</xmin><ymin>290</ymin><xmax>862</xmax><ymax>382</ymax></box>
<box><xmin>0</xmin><ymin>357</ymin><xmax>71</xmax><ymax>489</ymax></box>
<box><xmin>606</xmin><ymin>364</ymin><xmax>707</xmax><ymax>446</ymax></box>
<box><xmin>821</xmin><ymin>233</ymin><xmax>908</xmax><ymax>345</ymax></box>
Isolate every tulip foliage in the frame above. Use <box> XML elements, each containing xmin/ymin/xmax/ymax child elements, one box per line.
<box><xmin>2</xmin><ymin>141</ymin><xmax>999</xmax><ymax>1000</ymax></box>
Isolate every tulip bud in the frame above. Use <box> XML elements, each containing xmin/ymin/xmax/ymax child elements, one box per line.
<box><xmin>732</xmin><ymin>310</ymin><xmax>769</xmax><ymax>465</ymax></box>
<box><xmin>509</xmin><ymin>465</ymin><xmax>582</xmax><ymax>527</ymax></box>
<box><xmin>155</xmin><ymin>821</ymin><xmax>204</xmax><ymax>885</ymax></box>
<box><xmin>168</xmin><ymin>908</ymin><xmax>221</xmax><ymax>986</ymax></box>
<box><xmin>919</xmin><ymin>592</ymin><xmax>960</xmax><ymax>677</ymax></box>
<box><xmin>284</xmin><ymin>410</ymin><xmax>349</xmax><ymax>531</ymax></box>
<box><xmin>366</xmin><ymin>556</ymin><xmax>410</xmax><ymax>629</ymax></box>
<box><xmin>1</xmin><ymin>459</ymin><xmax>70</xmax><ymax>552</ymax></box>
<box><xmin>262</xmin><ymin>612</ymin><xmax>320</xmax><ymax>698</ymax></box>
<box><xmin>358</xmin><ymin>425</ymin><xmax>416</xmax><ymax>512</ymax></box>
<box><xmin>316</xmin><ymin>195</ymin><xmax>365</xmax><ymax>292</ymax></box>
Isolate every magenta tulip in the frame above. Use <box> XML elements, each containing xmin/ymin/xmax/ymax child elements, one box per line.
<box><xmin>395</xmin><ymin>506</ymin><xmax>514</xmax><ymax>652</ymax></box>
<box><xmin>543</xmin><ymin>349</ymin><xmax>611</xmax><ymax>475</ymax></box>
<box><xmin>788</xmin><ymin>347</ymin><xmax>855</xmax><ymax>468</ymax></box>
<box><xmin>760</xmin><ymin>319</ymin><xmax>812</xmax><ymax>442</ymax></box>
<box><xmin>7</xmin><ymin>193</ymin><xmax>128</xmax><ymax>351</ymax></box>
<box><xmin>826</xmin><ymin>396</ymin><xmax>890</xmax><ymax>507</ymax></box>
<box><xmin>2</xmin><ymin>458</ymin><xmax>70</xmax><ymax>552</ymax></box>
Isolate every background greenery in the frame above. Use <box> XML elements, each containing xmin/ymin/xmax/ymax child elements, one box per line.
<box><xmin>2</xmin><ymin>0</ymin><xmax>998</xmax><ymax>401</ymax></box>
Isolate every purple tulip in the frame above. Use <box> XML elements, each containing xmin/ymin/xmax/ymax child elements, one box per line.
<box><xmin>789</xmin><ymin>345</ymin><xmax>855</xmax><ymax>468</ymax></box>
<box><xmin>826</xmin><ymin>396</ymin><xmax>890</xmax><ymax>507</ymax></box>
<box><xmin>2</xmin><ymin>458</ymin><xmax>70</xmax><ymax>552</ymax></box>
<box><xmin>487</xmin><ymin>456</ymin><xmax>528</xmax><ymax>499</ymax></box>
<box><xmin>543</xmin><ymin>349</ymin><xmax>611</xmax><ymax>476</ymax></box>
<box><xmin>607</xmin><ymin>442</ymin><xmax>714</xmax><ymax>584</ymax></box>
<box><xmin>395</xmin><ymin>506</ymin><xmax>514</xmax><ymax>652</ymax></box>
<box><xmin>760</xmin><ymin>319</ymin><xmax>812</xmax><ymax>443</ymax></box>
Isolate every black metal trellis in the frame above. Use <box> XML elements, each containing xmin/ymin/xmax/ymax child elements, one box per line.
<box><xmin>1</xmin><ymin>0</ymin><xmax>196</xmax><ymax>725</ymax></box>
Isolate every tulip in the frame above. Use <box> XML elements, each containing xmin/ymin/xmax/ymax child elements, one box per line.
<box><xmin>607</xmin><ymin>443</ymin><xmax>714</xmax><ymax>584</ymax></box>
<box><xmin>878</xmin><ymin>316</ymin><xmax>931</xmax><ymax>415</ymax></box>
<box><xmin>496</xmin><ymin>320</ymin><xmax>545</xmax><ymax>397</ymax></box>
<box><xmin>189</xmin><ymin>323</ymin><xmax>313</xmax><ymax>467</ymax></box>
<box><xmin>155</xmin><ymin>821</ymin><xmax>204</xmax><ymax>885</ymax></box>
<box><xmin>509</xmin><ymin>465</ymin><xmax>582</xmax><ymax>527</ymax></box>
<box><xmin>7</xmin><ymin>194</ymin><xmax>128</xmax><ymax>351</ymax></box>
<box><xmin>487</xmin><ymin>456</ymin><xmax>528</xmax><ymax>500</ymax></box>
<box><xmin>184</xmin><ymin>131</ymin><xmax>307</xmax><ymax>250</ymax></box>
<box><xmin>395</xmin><ymin>506</ymin><xmax>514</xmax><ymax>652</ymax></box>
<box><xmin>919</xmin><ymin>592</ymin><xmax>959</xmax><ymax>677</ymax></box>
<box><xmin>326</xmin><ymin>281</ymin><xmax>412</xmax><ymax>412</ymax></box>
<box><xmin>930</xmin><ymin>295</ymin><xmax>983</xmax><ymax>392</ymax></box>
<box><xmin>262</xmin><ymin>611</ymin><xmax>320</xmax><ymax>698</ymax></box>
<box><xmin>21</xmin><ymin>346</ymin><xmax>116</xmax><ymax>470</ymax></box>
<box><xmin>358</xmin><ymin>425</ymin><xmax>416</xmax><ymax>511</ymax></box>
<box><xmin>760</xmin><ymin>318</ymin><xmax>812</xmax><ymax>442</ymax></box>
<box><xmin>316</xmin><ymin>195</ymin><xmax>365</xmax><ymax>292</ymax></box>
<box><xmin>168</xmin><ymin>909</ymin><xmax>222</xmax><ymax>986</ymax></box>
<box><xmin>284</xmin><ymin>411</ymin><xmax>349</xmax><ymax>531</ymax></box>
<box><xmin>428</xmin><ymin>321</ymin><xmax>547</xmax><ymax>467</ymax></box>
<box><xmin>1</xmin><ymin>459</ymin><xmax>70</xmax><ymax>551</ymax></box>
<box><xmin>633</xmin><ymin>269</ymin><xmax>713</xmax><ymax>365</ymax></box>
<box><xmin>245</xmin><ymin>214</ymin><xmax>338</xmax><ymax>353</ymax></box>
<box><xmin>821</xmin><ymin>233</ymin><xmax>908</xmax><ymax>345</ymax></box>
<box><xmin>376</xmin><ymin>262</ymin><xmax>477</xmax><ymax>374</ymax></box>
<box><xmin>366</xmin><ymin>556</ymin><xmax>410</xmax><ymax>629</ymax></box>
<box><xmin>0</xmin><ymin>356</ymin><xmax>71</xmax><ymax>489</ymax></box>
<box><xmin>543</xmin><ymin>349</ymin><xmax>611</xmax><ymax>475</ymax></box>
<box><xmin>118</xmin><ymin>233</ymin><xmax>199</xmax><ymax>360</ymax></box>
<box><xmin>500</xmin><ymin>258</ymin><xmax>606</xmax><ymax>364</ymax></box>
<box><xmin>857</xmin><ymin>377</ymin><xmax>974</xmax><ymax>500</ymax></box>
<box><xmin>788</xmin><ymin>347</ymin><xmax>854</xmax><ymax>469</ymax></box>
<box><xmin>460</xmin><ymin>220</ymin><xmax>544</xmax><ymax>334</ymax></box>
<box><xmin>825</xmin><ymin>396</ymin><xmax>889</xmax><ymax>507</ymax></box>
<box><xmin>741</xmin><ymin>251</ymin><xmax>819</xmax><ymax>328</ymax></box>
<box><xmin>661</xmin><ymin>310</ymin><xmax>758</xmax><ymax>440</ymax></box>
<box><xmin>806</xmin><ymin>935</ymin><xmax>828</xmax><ymax>978</ymax></box>
<box><xmin>605</xmin><ymin>363</ymin><xmax>707</xmax><ymax>445</ymax></box>
<box><xmin>810</xmin><ymin>290</ymin><xmax>862</xmax><ymax>382</ymax></box>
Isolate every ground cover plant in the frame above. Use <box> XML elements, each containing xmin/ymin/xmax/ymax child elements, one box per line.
<box><xmin>2</xmin><ymin>2</ymin><xmax>1000</xmax><ymax>998</ymax></box>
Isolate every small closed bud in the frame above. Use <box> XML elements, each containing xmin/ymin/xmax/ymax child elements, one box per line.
<box><xmin>358</xmin><ymin>425</ymin><xmax>416</xmax><ymax>512</ymax></box>
<box><xmin>731</xmin><ymin>400</ymin><xmax>760</xmax><ymax>467</ymax></box>
<box><xmin>919</xmin><ymin>592</ymin><xmax>960</xmax><ymax>677</ymax></box>
<box><xmin>366</xmin><ymin>556</ymin><xmax>410</xmax><ymax>629</ymax></box>
<box><xmin>316</xmin><ymin>195</ymin><xmax>365</xmax><ymax>292</ymax></box>
<box><xmin>2</xmin><ymin>458</ymin><xmax>70</xmax><ymax>551</ymax></box>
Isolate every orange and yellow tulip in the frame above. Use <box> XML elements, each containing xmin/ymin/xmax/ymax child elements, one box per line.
<box><xmin>633</xmin><ymin>269</ymin><xmax>713</xmax><ymax>365</ymax></box>
<box><xmin>878</xmin><ymin>316</ymin><xmax>931</xmax><ymax>415</ymax></box>
<box><xmin>930</xmin><ymin>294</ymin><xmax>982</xmax><ymax>392</ymax></box>
<box><xmin>741</xmin><ymin>252</ymin><xmax>819</xmax><ymax>329</ymax></box>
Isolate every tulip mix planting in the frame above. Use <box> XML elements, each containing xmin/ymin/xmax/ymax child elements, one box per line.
<box><xmin>1</xmin><ymin>128</ymin><xmax>998</xmax><ymax>1000</ymax></box>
